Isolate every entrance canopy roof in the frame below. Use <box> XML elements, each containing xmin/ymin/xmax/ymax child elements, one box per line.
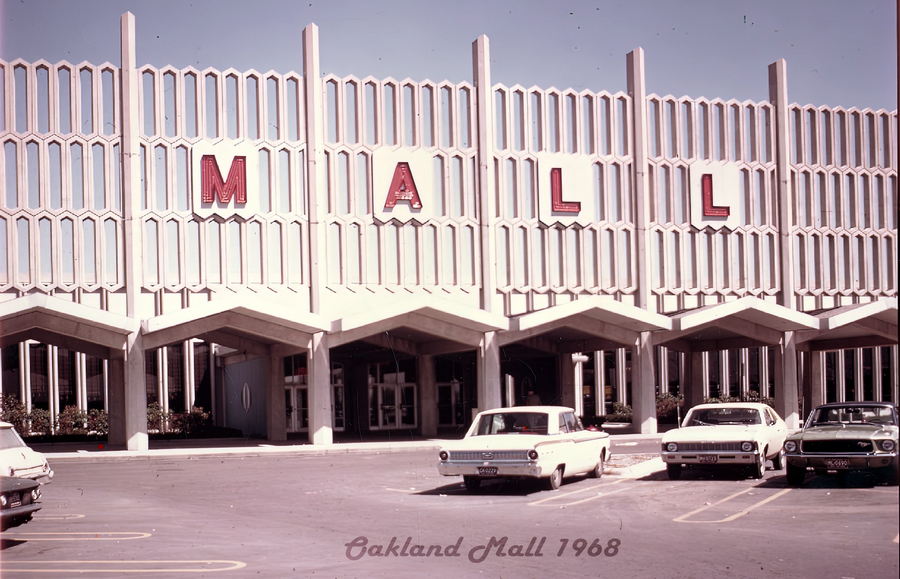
<box><xmin>142</xmin><ymin>298</ymin><xmax>330</xmax><ymax>354</ymax></box>
<box><xmin>500</xmin><ymin>296</ymin><xmax>672</xmax><ymax>354</ymax></box>
<box><xmin>328</xmin><ymin>296</ymin><xmax>509</xmax><ymax>354</ymax></box>
<box><xmin>658</xmin><ymin>296</ymin><xmax>819</xmax><ymax>352</ymax></box>
<box><xmin>798</xmin><ymin>297</ymin><xmax>898</xmax><ymax>351</ymax></box>
<box><xmin>0</xmin><ymin>294</ymin><xmax>137</xmax><ymax>357</ymax></box>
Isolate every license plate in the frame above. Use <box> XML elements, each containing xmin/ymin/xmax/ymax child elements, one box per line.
<box><xmin>699</xmin><ymin>455</ymin><xmax>718</xmax><ymax>464</ymax></box>
<box><xmin>10</xmin><ymin>498</ymin><xmax>22</xmax><ymax>508</ymax></box>
<box><xmin>825</xmin><ymin>458</ymin><xmax>850</xmax><ymax>469</ymax></box>
<box><xmin>477</xmin><ymin>466</ymin><xmax>498</xmax><ymax>476</ymax></box>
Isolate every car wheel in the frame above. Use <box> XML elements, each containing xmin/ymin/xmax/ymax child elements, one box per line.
<box><xmin>666</xmin><ymin>463</ymin><xmax>682</xmax><ymax>480</ymax></box>
<box><xmin>463</xmin><ymin>476</ymin><xmax>481</xmax><ymax>491</ymax></box>
<box><xmin>546</xmin><ymin>466</ymin><xmax>563</xmax><ymax>490</ymax></box>
<box><xmin>771</xmin><ymin>447</ymin><xmax>786</xmax><ymax>471</ymax></box>
<box><xmin>589</xmin><ymin>453</ymin><xmax>605</xmax><ymax>478</ymax></box>
<box><xmin>786</xmin><ymin>464</ymin><xmax>806</xmax><ymax>486</ymax></box>
<box><xmin>750</xmin><ymin>453</ymin><xmax>765</xmax><ymax>479</ymax></box>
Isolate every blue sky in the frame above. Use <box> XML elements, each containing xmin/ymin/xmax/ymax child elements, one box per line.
<box><xmin>1</xmin><ymin>0</ymin><xmax>896</xmax><ymax>110</ymax></box>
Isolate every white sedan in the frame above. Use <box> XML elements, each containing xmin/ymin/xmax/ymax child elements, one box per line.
<box><xmin>661</xmin><ymin>403</ymin><xmax>787</xmax><ymax>480</ymax></box>
<box><xmin>0</xmin><ymin>421</ymin><xmax>53</xmax><ymax>484</ymax></box>
<box><xmin>437</xmin><ymin>406</ymin><xmax>611</xmax><ymax>491</ymax></box>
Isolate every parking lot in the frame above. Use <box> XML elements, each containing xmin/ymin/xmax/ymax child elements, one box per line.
<box><xmin>1</xmin><ymin>446</ymin><xmax>898</xmax><ymax>578</ymax></box>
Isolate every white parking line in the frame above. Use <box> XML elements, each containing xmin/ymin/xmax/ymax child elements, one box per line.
<box><xmin>35</xmin><ymin>513</ymin><xmax>86</xmax><ymax>520</ymax></box>
<box><xmin>0</xmin><ymin>560</ymin><xmax>247</xmax><ymax>573</ymax></box>
<box><xmin>4</xmin><ymin>532</ymin><xmax>151</xmax><ymax>541</ymax></box>
<box><xmin>528</xmin><ymin>478</ymin><xmax>629</xmax><ymax>507</ymax></box>
<box><xmin>674</xmin><ymin>488</ymin><xmax>793</xmax><ymax>524</ymax></box>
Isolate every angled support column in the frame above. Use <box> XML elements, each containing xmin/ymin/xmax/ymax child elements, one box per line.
<box><xmin>307</xmin><ymin>332</ymin><xmax>333</xmax><ymax>445</ymax></box>
<box><xmin>477</xmin><ymin>331</ymin><xmax>502</xmax><ymax>413</ymax></box>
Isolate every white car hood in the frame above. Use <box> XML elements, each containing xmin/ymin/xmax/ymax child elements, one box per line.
<box><xmin>662</xmin><ymin>425</ymin><xmax>768</xmax><ymax>443</ymax></box>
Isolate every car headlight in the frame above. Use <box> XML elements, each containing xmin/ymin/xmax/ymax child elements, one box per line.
<box><xmin>740</xmin><ymin>441</ymin><xmax>755</xmax><ymax>452</ymax></box>
<box><xmin>665</xmin><ymin>442</ymin><xmax>678</xmax><ymax>452</ymax></box>
<box><xmin>878</xmin><ymin>440</ymin><xmax>896</xmax><ymax>452</ymax></box>
<box><xmin>0</xmin><ymin>495</ymin><xmax>7</xmax><ymax>507</ymax></box>
<box><xmin>527</xmin><ymin>449</ymin><xmax>539</xmax><ymax>460</ymax></box>
<box><xmin>784</xmin><ymin>440</ymin><xmax>798</xmax><ymax>453</ymax></box>
<box><xmin>438</xmin><ymin>450</ymin><xmax>448</xmax><ymax>461</ymax></box>
<box><xmin>31</xmin><ymin>488</ymin><xmax>40</xmax><ymax>501</ymax></box>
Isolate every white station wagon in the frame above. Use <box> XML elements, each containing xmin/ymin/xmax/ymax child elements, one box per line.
<box><xmin>437</xmin><ymin>406</ymin><xmax>611</xmax><ymax>491</ymax></box>
<box><xmin>661</xmin><ymin>402</ymin><xmax>787</xmax><ymax>480</ymax></box>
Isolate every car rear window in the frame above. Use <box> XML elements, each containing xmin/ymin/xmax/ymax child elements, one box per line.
<box><xmin>473</xmin><ymin>412</ymin><xmax>549</xmax><ymax>435</ymax></box>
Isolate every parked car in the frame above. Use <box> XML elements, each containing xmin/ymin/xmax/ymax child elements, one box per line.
<box><xmin>784</xmin><ymin>402</ymin><xmax>899</xmax><ymax>486</ymax></box>
<box><xmin>0</xmin><ymin>421</ymin><xmax>53</xmax><ymax>483</ymax></box>
<box><xmin>661</xmin><ymin>402</ymin><xmax>787</xmax><ymax>480</ymax></box>
<box><xmin>437</xmin><ymin>406</ymin><xmax>611</xmax><ymax>491</ymax></box>
<box><xmin>0</xmin><ymin>476</ymin><xmax>42</xmax><ymax>530</ymax></box>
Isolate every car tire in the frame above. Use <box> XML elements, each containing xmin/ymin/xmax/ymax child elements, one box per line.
<box><xmin>546</xmin><ymin>466</ymin><xmax>563</xmax><ymax>490</ymax></box>
<box><xmin>666</xmin><ymin>463</ymin><xmax>682</xmax><ymax>480</ymax></box>
<box><xmin>463</xmin><ymin>476</ymin><xmax>481</xmax><ymax>491</ymax></box>
<box><xmin>771</xmin><ymin>447</ymin><xmax>786</xmax><ymax>471</ymax></box>
<box><xmin>750</xmin><ymin>453</ymin><xmax>765</xmax><ymax>479</ymax></box>
<box><xmin>589</xmin><ymin>453</ymin><xmax>605</xmax><ymax>478</ymax></box>
<box><xmin>786</xmin><ymin>464</ymin><xmax>806</xmax><ymax>486</ymax></box>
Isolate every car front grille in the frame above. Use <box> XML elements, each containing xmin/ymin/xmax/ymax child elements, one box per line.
<box><xmin>801</xmin><ymin>440</ymin><xmax>874</xmax><ymax>453</ymax></box>
<box><xmin>672</xmin><ymin>442</ymin><xmax>745</xmax><ymax>452</ymax></box>
<box><xmin>448</xmin><ymin>450</ymin><xmax>530</xmax><ymax>461</ymax></box>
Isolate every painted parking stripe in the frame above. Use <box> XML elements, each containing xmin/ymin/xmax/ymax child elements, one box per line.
<box><xmin>0</xmin><ymin>560</ymin><xmax>247</xmax><ymax>573</ymax></box>
<box><xmin>674</xmin><ymin>488</ymin><xmax>793</xmax><ymax>524</ymax></box>
<box><xmin>528</xmin><ymin>478</ymin><xmax>629</xmax><ymax>507</ymax></box>
<box><xmin>34</xmin><ymin>513</ymin><xmax>86</xmax><ymax>520</ymax></box>
<box><xmin>3</xmin><ymin>532</ymin><xmax>151</xmax><ymax>541</ymax></box>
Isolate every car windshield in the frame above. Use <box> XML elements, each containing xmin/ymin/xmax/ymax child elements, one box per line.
<box><xmin>808</xmin><ymin>406</ymin><xmax>897</xmax><ymax>426</ymax></box>
<box><xmin>0</xmin><ymin>427</ymin><xmax>27</xmax><ymax>450</ymax></box>
<box><xmin>472</xmin><ymin>412</ymin><xmax>549</xmax><ymax>435</ymax></box>
<box><xmin>686</xmin><ymin>407</ymin><xmax>761</xmax><ymax>426</ymax></box>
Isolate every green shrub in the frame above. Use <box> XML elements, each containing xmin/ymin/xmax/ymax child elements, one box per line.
<box><xmin>169</xmin><ymin>407</ymin><xmax>213</xmax><ymax>436</ymax></box>
<box><xmin>87</xmin><ymin>409</ymin><xmax>109</xmax><ymax>436</ymax></box>
<box><xmin>0</xmin><ymin>394</ymin><xmax>28</xmax><ymax>431</ymax></box>
<box><xmin>27</xmin><ymin>407</ymin><xmax>53</xmax><ymax>436</ymax></box>
<box><xmin>55</xmin><ymin>405</ymin><xmax>90</xmax><ymax>435</ymax></box>
<box><xmin>147</xmin><ymin>402</ymin><xmax>170</xmax><ymax>433</ymax></box>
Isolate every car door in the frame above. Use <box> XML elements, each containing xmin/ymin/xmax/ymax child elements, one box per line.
<box><xmin>764</xmin><ymin>408</ymin><xmax>786</xmax><ymax>457</ymax></box>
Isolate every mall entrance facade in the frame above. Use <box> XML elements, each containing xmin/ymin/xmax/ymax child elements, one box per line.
<box><xmin>0</xmin><ymin>15</ymin><xmax>896</xmax><ymax>449</ymax></box>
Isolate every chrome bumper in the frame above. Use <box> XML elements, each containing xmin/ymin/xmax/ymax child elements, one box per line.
<box><xmin>786</xmin><ymin>452</ymin><xmax>897</xmax><ymax>470</ymax></box>
<box><xmin>662</xmin><ymin>450</ymin><xmax>760</xmax><ymax>466</ymax></box>
<box><xmin>437</xmin><ymin>461</ymin><xmax>544</xmax><ymax>478</ymax></box>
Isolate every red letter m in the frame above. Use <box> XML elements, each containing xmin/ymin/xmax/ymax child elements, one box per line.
<box><xmin>201</xmin><ymin>155</ymin><xmax>247</xmax><ymax>204</ymax></box>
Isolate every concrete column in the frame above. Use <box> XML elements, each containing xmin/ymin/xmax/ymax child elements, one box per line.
<box><xmin>686</xmin><ymin>350</ymin><xmax>706</xmax><ymax>409</ymax></box>
<box><xmin>593</xmin><ymin>351</ymin><xmax>606</xmax><ymax>417</ymax></box>
<box><xmin>808</xmin><ymin>350</ymin><xmax>826</xmax><ymax>410</ymax></box>
<box><xmin>307</xmin><ymin>332</ymin><xmax>333</xmax><ymax>445</ymax></box>
<box><xmin>616</xmin><ymin>348</ymin><xmax>628</xmax><ymax>406</ymax></box>
<box><xmin>473</xmin><ymin>35</ymin><xmax>498</xmax><ymax>313</ymax></box>
<box><xmin>418</xmin><ymin>354</ymin><xmax>437</xmax><ymax>437</ymax></box>
<box><xmin>775</xmin><ymin>332</ymin><xmax>801</xmax><ymax>430</ymax></box>
<box><xmin>108</xmin><ymin>333</ymin><xmax>148</xmax><ymax>450</ymax></box>
<box><xmin>477</xmin><ymin>331</ymin><xmax>502</xmax><ymax>412</ymax></box>
<box><xmin>120</xmin><ymin>12</ymin><xmax>147</xmax><ymax>451</ymax></box>
<box><xmin>559</xmin><ymin>353</ymin><xmax>576</xmax><ymax>410</ymax></box>
<box><xmin>303</xmin><ymin>24</ymin><xmax>326</xmax><ymax>315</ymax></box>
<box><xmin>632</xmin><ymin>334</ymin><xmax>658</xmax><ymax>434</ymax></box>
<box><xmin>266</xmin><ymin>345</ymin><xmax>287</xmax><ymax>442</ymax></box>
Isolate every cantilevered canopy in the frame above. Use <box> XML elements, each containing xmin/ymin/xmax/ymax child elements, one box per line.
<box><xmin>328</xmin><ymin>296</ymin><xmax>509</xmax><ymax>355</ymax></box>
<box><xmin>0</xmin><ymin>294</ymin><xmax>137</xmax><ymax>357</ymax></box>
<box><xmin>658</xmin><ymin>296</ymin><xmax>820</xmax><ymax>352</ymax></box>
<box><xmin>500</xmin><ymin>296</ymin><xmax>672</xmax><ymax>354</ymax></box>
<box><xmin>797</xmin><ymin>297</ymin><xmax>898</xmax><ymax>351</ymax></box>
<box><xmin>141</xmin><ymin>298</ymin><xmax>330</xmax><ymax>354</ymax></box>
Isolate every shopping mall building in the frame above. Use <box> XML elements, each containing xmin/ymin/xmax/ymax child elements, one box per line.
<box><xmin>0</xmin><ymin>14</ymin><xmax>896</xmax><ymax>450</ymax></box>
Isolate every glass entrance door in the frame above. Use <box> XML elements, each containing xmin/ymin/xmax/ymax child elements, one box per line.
<box><xmin>285</xmin><ymin>386</ymin><xmax>308</xmax><ymax>432</ymax></box>
<box><xmin>369</xmin><ymin>383</ymin><xmax>417</xmax><ymax>430</ymax></box>
<box><xmin>437</xmin><ymin>380</ymin><xmax>465</xmax><ymax>427</ymax></box>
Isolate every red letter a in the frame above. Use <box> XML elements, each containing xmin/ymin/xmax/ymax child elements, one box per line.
<box><xmin>383</xmin><ymin>162</ymin><xmax>422</xmax><ymax>210</ymax></box>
